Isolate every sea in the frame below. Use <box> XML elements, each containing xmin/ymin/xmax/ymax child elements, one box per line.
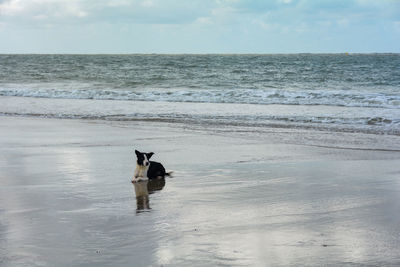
<box><xmin>1</xmin><ymin>54</ymin><xmax>400</xmax><ymax>146</ymax></box>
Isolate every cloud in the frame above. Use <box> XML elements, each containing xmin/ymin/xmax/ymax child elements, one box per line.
<box><xmin>1</xmin><ymin>0</ymin><xmax>399</xmax><ymax>27</ymax></box>
<box><xmin>0</xmin><ymin>0</ymin><xmax>217</xmax><ymax>25</ymax></box>
<box><xmin>0</xmin><ymin>0</ymin><xmax>89</xmax><ymax>25</ymax></box>
<box><xmin>0</xmin><ymin>0</ymin><xmax>399</xmax><ymax>53</ymax></box>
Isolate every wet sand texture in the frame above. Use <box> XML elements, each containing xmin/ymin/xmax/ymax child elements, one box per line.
<box><xmin>1</xmin><ymin>116</ymin><xmax>400</xmax><ymax>266</ymax></box>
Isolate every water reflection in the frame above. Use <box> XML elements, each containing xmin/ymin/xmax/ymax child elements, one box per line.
<box><xmin>133</xmin><ymin>179</ymin><xmax>165</xmax><ymax>213</ymax></box>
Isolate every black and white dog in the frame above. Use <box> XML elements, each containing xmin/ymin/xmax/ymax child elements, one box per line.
<box><xmin>132</xmin><ymin>150</ymin><xmax>172</xmax><ymax>183</ymax></box>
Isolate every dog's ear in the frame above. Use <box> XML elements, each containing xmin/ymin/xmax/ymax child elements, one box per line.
<box><xmin>146</xmin><ymin>152</ymin><xmax>154</xmax><ymax>159</ymax></box>
<box><xmin>135</xmin><ymin>150</ymin><xmax>141</xmax><ymax>157</ymax></box>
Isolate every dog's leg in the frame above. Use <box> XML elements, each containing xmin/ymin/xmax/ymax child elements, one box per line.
<box><xmin>132</xmin><ymin>166</ymin><xmax>149</xmax><ymax>183</ymax></box>
<box><xmin>132</xmin><ymin>177</ymin><xmax>148</xmax><ymax>183</ymax></box>
<box><xmin>132</xmin><ymin>167</ymin><xmax>141</xmax><ymax>183</ymax></box>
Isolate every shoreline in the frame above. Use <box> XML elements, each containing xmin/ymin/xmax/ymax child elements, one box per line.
<box><xmin>1</xmin><ymin>95</ymin><xmax>400</xmax><ymax>137</ymax></box>
<box><xmin>2</xmin><ymin>94</ymin><xmax>400</xmax><ymax>153</ymax></box>
<box><xmin>1</xmin><ymin>115</ymin><xmax>400</xmax><ymax>266</ymax></box>
<box><xmin>3</xmin><ymin>112</ymin><xmax>400</xmax><ymax>154</ymax></box>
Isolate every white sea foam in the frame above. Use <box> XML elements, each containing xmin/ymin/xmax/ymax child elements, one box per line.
<box><xmin>0</xmin><ymin>86</ymin><xmax>399</xmax><ymax>109</ymax></box>
<box><xmin>1</xmin><ymin>95</ymin><xmax>399</xmax><ymax>136</ymax></box>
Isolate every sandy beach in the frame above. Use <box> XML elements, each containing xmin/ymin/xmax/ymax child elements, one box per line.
<box><xmin>1</xmin><ymin>115</ymin><xmax>400</xmax><ymax>266</ymax></box>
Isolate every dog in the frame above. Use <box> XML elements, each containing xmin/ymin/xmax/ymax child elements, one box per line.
<box><xmin>132</xmin><ymin>150</ymin><xmax>172</xmax><ymax>183</ymax></box>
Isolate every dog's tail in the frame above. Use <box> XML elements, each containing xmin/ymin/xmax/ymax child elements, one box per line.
<box><xmin>165</xmin><ymin>171</ymin><xmax>174</xmax><ymax>178</ymax></box>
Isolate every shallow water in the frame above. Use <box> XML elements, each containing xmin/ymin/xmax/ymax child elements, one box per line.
<box><xmin>2</xmin><ymin>96</ymin><xmax>400</xmax><ymax>140</ymax></box>
<box><xmin>1</xmin><ymin>117</ymin><xmax>400</xmax><ymax>266</ymax></box>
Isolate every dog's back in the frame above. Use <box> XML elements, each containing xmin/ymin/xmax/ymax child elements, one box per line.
<box><xmin>148</xmin><ymin>161</ymin><xmax>167</xmax><ymax>179</ymax></box>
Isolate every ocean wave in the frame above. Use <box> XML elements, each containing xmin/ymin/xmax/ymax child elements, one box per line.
<box><xmin>1</xmin><ymin>86</ymin><xmax>399</xmax><ymax>109</ymax></box>
<box><xmin>1</xmin><ymin>111</ymin><xmax>399</xmax><ymax>136</ymax></box>
<box><xmin>1</xmin><ymin>94</ymin><xmax>400</xmax><ymax>137</ymax></box>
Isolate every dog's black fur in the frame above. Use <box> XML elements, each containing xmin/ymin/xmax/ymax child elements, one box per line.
<box><xmin>135</xmin><ymin>150</ymin><xmax>170</xmax><ymax>179</ymax></box>
<box><xmin>135</xmin><ymin>151</ymin><xmax>153</xmax><ymax>167</ymax></box>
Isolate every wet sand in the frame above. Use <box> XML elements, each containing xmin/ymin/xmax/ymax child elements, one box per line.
<box><xmin>1</xmin><ymin>116</ymin><xmax>400</xmax><ymax>266</ymax></box>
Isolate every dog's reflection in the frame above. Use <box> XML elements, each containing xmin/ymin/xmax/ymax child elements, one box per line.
<box><xmin>133</xmin><ymin>178</ymin><xmax>165</xmax><ymax>213</ymax></box>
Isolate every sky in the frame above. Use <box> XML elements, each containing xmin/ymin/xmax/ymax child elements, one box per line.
<box><xmin>0</xmin><ymin>0</ymin><xmax>399</xmax><ymax>54</ymax></box>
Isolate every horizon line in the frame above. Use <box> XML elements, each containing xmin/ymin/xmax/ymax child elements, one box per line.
<box><xmin>1</xmin><ymin>52</ymin><xmax>399</xmax><ymax>56</ymax></box>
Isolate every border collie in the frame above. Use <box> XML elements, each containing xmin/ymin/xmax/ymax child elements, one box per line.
<box><xmin>132</xmin><ymin>150</ymin><xmax>172</xmax><ymax>183</ymax></box>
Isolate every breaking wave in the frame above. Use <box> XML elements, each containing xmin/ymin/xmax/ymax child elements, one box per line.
<box><xmin>1</xmin><ymin>86</ymin><xmax>399</xmax><ymax>109</ymax></box>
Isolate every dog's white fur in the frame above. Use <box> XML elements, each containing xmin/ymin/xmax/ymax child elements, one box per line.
<box><xmin>132</xmin><ymin>154</ymin><xmax>149</xmax><ymax>183</ymax></box>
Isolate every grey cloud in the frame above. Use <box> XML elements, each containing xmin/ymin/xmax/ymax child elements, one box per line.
<box><xmin>0</xmin><ymin>0</ymin><xmax>217</xmax><ymax>25</ymax></box>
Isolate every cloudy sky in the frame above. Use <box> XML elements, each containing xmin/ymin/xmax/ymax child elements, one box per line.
<box><xmin>0</xmin><ymin>0</ymin><xmax>399</xmax><ymax>54</ymax></box>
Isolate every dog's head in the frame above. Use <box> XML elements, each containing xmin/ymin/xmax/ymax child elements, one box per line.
<box><xmin>135</xmin><ymin>150</ymin><xmax>154</xmax><ymax>167</ymax></box>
